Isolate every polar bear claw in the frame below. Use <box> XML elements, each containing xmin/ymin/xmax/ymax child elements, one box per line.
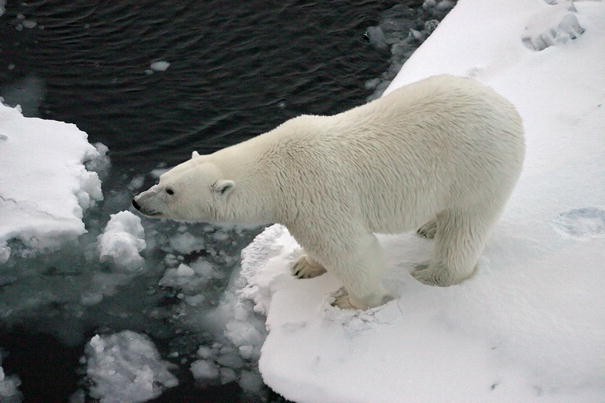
<box><xmin>292</xmin><ymin>256</ymin><xmax>327</xmax><ymax>279</ymax></box>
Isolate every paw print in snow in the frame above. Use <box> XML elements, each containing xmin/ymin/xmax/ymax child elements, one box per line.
<box><xmin>552</xmin><ymin>207</ymin><xmax>605</xmax><ymax>239</ymax></box>
<box><xmin>522</xmin><ymin>1</ymin><xmax>585</xmax><ymax>51</ymax></box>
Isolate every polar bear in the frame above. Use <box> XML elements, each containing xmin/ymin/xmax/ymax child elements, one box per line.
<box><xmin>133</xmin><ymin>75</ymin><xmax>524</xmax><ymax>309</ymax></box>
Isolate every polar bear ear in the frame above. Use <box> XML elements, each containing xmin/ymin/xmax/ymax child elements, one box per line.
<box><xmin>192</xmin><ymin>151</ymin><xmax>201</xmax><ymax>159</ymax></box>
<box><xmin>212</xmin><ymin>179</ymin><xmax>235</xmax><ymax>196</ymax></box>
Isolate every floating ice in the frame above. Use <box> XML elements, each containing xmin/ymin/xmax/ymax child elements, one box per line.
<box><xmin>159</xmin><ymin>260</ymin><xmax>221</xmax><ymax>297</ymax></box>
<box><xmin>190</xmin><ymin>359</ymin><xmax>220</xmax><ymax>381</ymax></box>
<box><xmin>21</xmin><ymin>20</ymin><xmax>37</xmax><ymax>29</ymax></box>
<box><xmin>150</xmin><ymin>61</ymin><xmax>170</xmax><ymax>72</ymax></box>
<box><xmin>0</xmin><ymin>103</ymin><xmax>103</xmax><ymax>259</ymax></box>
<box><xmin>98</xmin><ymin>211</ymin><xmax>146</xmax><ymax>270</ymax></box>
<box><xmin>84</xmin><ymin>331</ymin><xmax>178</xmax><ymax>403</ymax></box>
<box><xmin>0</xmin><ymin>356</ymin><xmax>22</xmax><ymax>403</ymax></box>
<box><xmin>364</xmin><ymin>0</ymin><xmax>454</xmax><ymax>99</ymax></box>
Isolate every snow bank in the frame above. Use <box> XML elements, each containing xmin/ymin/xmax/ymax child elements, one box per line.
<box><xmin>84</xmin><ymin>331</ymin><xmax>178</xmax><ymax>403</ymax></box>
<box><xmin>0</xmin><ymin>103</ymin><xmax>104</xmax><ymax>262</ymax></box>
<box><xmin>98</xmin><ymin>211</ymin><xmax>146</xmax><ymax>270</ymax></box>
<box><xmin>240</xmin><ymin>0</ymin><xmax>605</xmax><ymax>401</ymax></box>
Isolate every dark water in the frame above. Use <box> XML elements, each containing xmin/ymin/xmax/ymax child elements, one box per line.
<box><xmin>0</xmin><ymin>0</ymin><xmax>410</xmax><ymax>170</ymax></box>
<box><xmin>0</xmin><ymin>0</ymin><xmax>449</xmax><ymax>401</ymax></box>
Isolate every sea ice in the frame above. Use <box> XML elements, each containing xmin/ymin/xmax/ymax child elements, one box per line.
<box><xmin>0</xmin><ymin>103</ymin><xmax>103</xmax><ymax>260</ymax></box>
<box><xmin>97</xmin><ymin>211</ymin><xmax>146</xmax><ymax>270</ymax></box>
<box><xmin>364</xmin><ymin>0</ymin><xmax>454</xmax><ymax>99</ymax></box>
<box><xmin>84</xmin><ymin>331</ymin><xmax>178</xmax><ymax>403</ymax></box>
<box><xmin>241</xmin><ymin>0</ymin><xmax>605</xmax><ymax>401</ymax></box>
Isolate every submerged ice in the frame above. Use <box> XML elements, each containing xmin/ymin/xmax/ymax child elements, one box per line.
<box><xmin>84</xmin><ymin>331</ymin><xmax>178</xmax><ymax>403</ymax></box>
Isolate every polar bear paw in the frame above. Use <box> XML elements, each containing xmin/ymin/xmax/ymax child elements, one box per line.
<box><xmin>416</xmin><ymin>219</ymin><xmax>437</xmax><ymax>239</ymax></box>
<box><xmin>291</xmin><ymin>256</ymin><xmax>327</xmax><ymax>279</ymax></box>
<box><xmin>332</xmin><ymin>288</ymin><xmax>358</xmax><ymax>309</ymax></box>
<box><xmin>412</xmin><ymin>264</ymin><xmax>456</xmax><ymax>287</ymax></box>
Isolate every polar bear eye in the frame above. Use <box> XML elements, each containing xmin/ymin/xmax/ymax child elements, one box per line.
<box><xmin>165</xmin><ymin>187</ymin><xmax>174</xmax><ymax>196</ymax></box>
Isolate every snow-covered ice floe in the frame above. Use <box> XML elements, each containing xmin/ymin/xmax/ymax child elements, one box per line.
<box><xmin>240</xmin><ymin>0</ymin><xmax>605</xmax><ymax>401</ymax></box>
<box><xmin>0</xmin><ymin>103</ymin><xmax>105</xmax><ymax>262</ymax></box>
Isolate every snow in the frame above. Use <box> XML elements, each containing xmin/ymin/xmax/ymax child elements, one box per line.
<box><xmin>0</xmin><ymin>103</ymin><xmax>104</xmax><ymax>262</ymax></box>
<box><xmin>84</xmin><ymin>331</ymin><xmax>178</xmax><ymax>403</ymax></box>
<box><xmin>239</xmin><ymin>0</ymin><xmax>605</xmax><ymax>401</ymax></box>
<box><xmin>98</xmin><ymin>211</ymin><xmax>146</xmax><ymax>270</ymax></box>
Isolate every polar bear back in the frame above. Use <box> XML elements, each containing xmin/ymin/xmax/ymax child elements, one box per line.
<box><xmin>212</xmin><ymin>75</ymin><xmax>524</xmax><ymax>234</ymax></box>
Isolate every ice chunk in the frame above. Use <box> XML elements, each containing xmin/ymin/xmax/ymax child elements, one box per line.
<box><xmin>159</xmin><ymin>259</ymin><xmax>220</xmax><ymax>296</ymax></box>
<box><xmin>0</xmin><ymin>355</ymin><xmax>22</xmax><ymax>403</ymax></box>
<box><xmin>190</xmin><ymin>359</ymin><xmax>219</xmax><ymax>381</ymax></box>
<box><xmin>150</xmin><ymin>61</ymin><xmax>170</xmax><ymax>72</ymax></box>
<box><xmin>0</xmin><ymin>242</ymin><xmax>10</xmax><ymax>264</ymax></box>
<box><xmin>84</xmin><ymin>331</ymin><xmax>178</xmax><ymax>402</ymax></box>
<box><xmin>0</xmin><ymin>103</ymin><xmax>103</xmax><ymax>256</ymax></box>
<box><xmin>98</xmin><ymin>211</ymin><xmax>146</xmax><ymax>270</ymax></box>
<box><xmin>167</xmin><ymin>232</ymin><xmax>203</xmax><ymax>254</ymax></box>
<box><xmin>364</xmin><ymin>1</ymin><xmax>453</xmax><ymax>100</ymax></box>
<box><xmin>22</xmin><ymin>19</ymin><xmax>37</xmax><ymax>29</ymax></box>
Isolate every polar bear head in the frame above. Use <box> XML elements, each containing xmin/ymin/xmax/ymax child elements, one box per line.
<box><xmin>132</xmin><ymin>151</ymin><xmax>235</xmax><ymax>222</ymax></box>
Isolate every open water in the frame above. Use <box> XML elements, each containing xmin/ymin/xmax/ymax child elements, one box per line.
<box><xmin>0</xmin><ymin>1</ymin><xmax>452</xmax><ymax>401</ymax></box>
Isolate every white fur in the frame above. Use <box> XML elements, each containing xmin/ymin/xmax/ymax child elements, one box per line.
<box><xmin>134</xmin><ymin>75</ymin><xmax>524</xmax><ymax>309</ymax></box>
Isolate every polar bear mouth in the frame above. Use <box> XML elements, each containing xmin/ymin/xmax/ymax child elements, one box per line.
<box><xmin>132</xmin><ymin>199</ymin><xmax>163</xmax><ymax>218</ymax></box>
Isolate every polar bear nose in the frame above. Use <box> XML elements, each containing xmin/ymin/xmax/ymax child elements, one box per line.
<box><xmin>132</xmin><ymin>199</ymin><xmax>141</xmax><ymax>211</ymax></box>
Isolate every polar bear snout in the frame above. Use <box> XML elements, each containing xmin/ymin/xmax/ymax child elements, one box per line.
<box><xmin>132</xmin><ymin>186</ymin><xmax>165</xmax><ymax>218</ymax></box>
<box><xmin>131</xmin><ymin>195</ymin><xmax>161</xmax><ymax>217</ymax></box>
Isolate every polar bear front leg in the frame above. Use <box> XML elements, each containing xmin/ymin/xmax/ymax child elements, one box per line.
<box><xmin>291</xmin><ymin>255</ymin><xmax>327</xmax><ymax>279</ymax></box>
<box><xmin>324</xmin><ymin>233</ymin><xmax>390</xmax><ymax>309</ymax></box>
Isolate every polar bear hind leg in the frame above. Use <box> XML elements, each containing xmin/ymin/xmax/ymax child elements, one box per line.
<box><xmin>412</xmin><ymin>205</ymin><xmax>497</xmax><ymax>286</ymax></box>
<box><xmin>291</xmin><ymin>255</ymin><xmax>327</xmax><ymax>279</ymax></box>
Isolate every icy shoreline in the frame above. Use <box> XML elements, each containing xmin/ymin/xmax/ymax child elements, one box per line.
<box><xmin>241</xmin><ymin>0</ymin><xmax>605</xmax><ymax>401</ymax></box>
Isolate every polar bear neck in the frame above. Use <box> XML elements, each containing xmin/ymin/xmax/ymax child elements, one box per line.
<box><xmin>204</xmin><ymin>115</ymin><xmax>335</xmax><ymax>226</ymax></box>
<box><xmin>206</xmin><ymin>136</ymin><xmax>282</xmax><ymax>225</ymax></box>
